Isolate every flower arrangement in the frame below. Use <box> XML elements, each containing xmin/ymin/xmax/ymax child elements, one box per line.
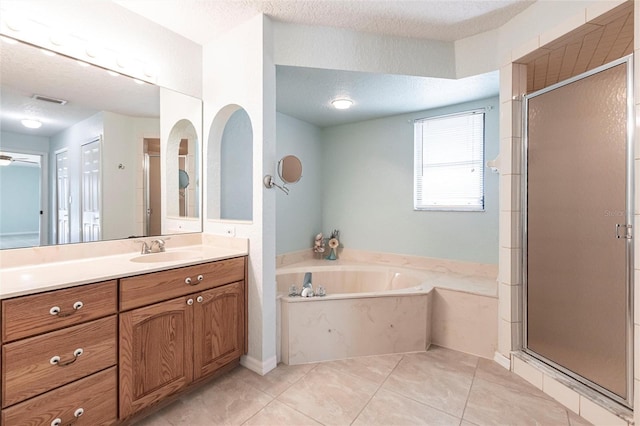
<box><xmin>326</xmin><ymin>229</ymin><xmax>340</xmax><ymax>260</ymax></box>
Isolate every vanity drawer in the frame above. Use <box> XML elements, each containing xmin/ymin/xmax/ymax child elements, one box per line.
<box><xmin>2</xmin><ymin>315</ymin><xmax>117</xmax><ymax>407</ymax></box>
<box><xmin>120</xmin><ymin>256</ymin><xmax>246</xmax><ymax>310</ymax></box>
<box><xmin>2</xmin><ymin>280</ymin><xmax>117</xmax><ymax>342</ymax></box>
<box><xmin>1</xmin><ymin>367</ymin><xmax>117</xmax><ymax>426</ymax></box>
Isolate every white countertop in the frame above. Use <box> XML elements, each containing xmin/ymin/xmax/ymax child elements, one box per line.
<box><xmin>0</xmin><ymin>244</ymin><xmax>247</xmax><ymax>299</ymax></box>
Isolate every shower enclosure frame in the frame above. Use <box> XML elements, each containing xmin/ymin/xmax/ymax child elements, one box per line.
<box><xmin>521</xmin><ymin>54</ymin><xmax>635</xmax><ymax>408</ymax></box>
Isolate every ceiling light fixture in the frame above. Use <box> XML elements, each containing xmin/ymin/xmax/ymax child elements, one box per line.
<box><xmin>331</xmin><ymin>98</ymin><xmax>353</xmax><ymax>110</ymax></box>
<box><xmin>21</xmin><ymin>119</ymin><xmax>42</xmax><ymax>129</ymax></box>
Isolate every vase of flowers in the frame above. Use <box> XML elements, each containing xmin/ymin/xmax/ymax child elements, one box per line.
<box><xmin>326</xmin><ymin>230</ymin><xmax>340</xmax><ymax>261</ymax></box>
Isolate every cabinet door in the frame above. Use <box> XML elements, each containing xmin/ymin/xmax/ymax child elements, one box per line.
<box><xmin>119</xmin><ymin>296</ymin><xmax>194</xmax><ymax>420</ymax></box>
<box><xmin>193</xmin><ymin>281</ymin><xmax>245</xmax><ymax>380</ymax></box>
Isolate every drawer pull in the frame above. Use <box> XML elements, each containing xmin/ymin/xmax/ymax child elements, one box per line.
<box><xmin>50</xmin><ymin>407</ymin><xmax>84</xmax><ymax>426</ymax></box>
<box><xmin>185</xmin><ymin>277</ymin><xmax>192</xmax><ymax>285</ymax></box>
<box><xmin>197</xmin><ymin>274</ymin><xmax>204</xmax><ymax>282</ymax></box>
<box><xmin>187</xmin><ymin>298</ymin><xmax>194</xmax><ymax>306</ymax></box>
<box><xmin>50</xmin><ymin>348</ymin><xmax>83</xmax><ymax>367</ymax></box>
<box><xmin>197</xmin><ymin>296</ymin><xmax>204</xmax><ymax>303</ymax></box>
<box><xmin>49</xmin><ymin>301</ymin><xmax>83</xmax><ymax>317</ymax></box>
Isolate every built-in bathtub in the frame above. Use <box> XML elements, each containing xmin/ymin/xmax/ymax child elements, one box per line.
<box><xmin>276</xmin><ymin>262</ymin><xmax>498</xmax><ymax>365</ymax></box>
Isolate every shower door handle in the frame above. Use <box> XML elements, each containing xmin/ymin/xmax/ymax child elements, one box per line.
<box><xmin>616</xmin><ymin>224</ymin><xmax>632</xmax><ymax>239</ymax></box>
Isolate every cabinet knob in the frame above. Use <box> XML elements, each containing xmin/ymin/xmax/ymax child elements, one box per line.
<box><xmin>49</xmin><ymin>301</ymin><xmax>83</xmax><ymax>317</ymax></box>
<box><xmin>185</xmin><ymin>277</ymin><xmax>192</xmax><ymax>285</ymax></box>
<box><xmin>49</xmin><ymin>348</ymin><xmax>83</xmax><ymax>367</ymax></box>
<box><xmin>187</xmin><ymin>298</ymin><xmax>194</xmax><ymax>305</ymax></box>
<box><xmin>50</xmin><ymin>407</ymin><xmax>83</xmax><ymax>426</ymax></box>
<box><xmin>197</xmin><ymin>274</ymin><xmax>204</xmax><ymax>282</ymax></box>
<box><xmin>196</xmin><ymin>296</ymin><xmax>204</xmax><ymax>303</ymax></box>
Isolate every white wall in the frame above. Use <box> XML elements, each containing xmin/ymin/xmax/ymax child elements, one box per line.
<box><xmin>203</xmin><ymin>15</ymin><xmax>277</xmax><ymax>374</ymax></box>
<box><xmin>274</xmin><ymin>22</ymin><xmax>455</xmax><ymax>78</ymax></box>
<box><xmin>321</xmin><ymin>97</ymin><xmax>499</xmax><ymax>264</ymax></box>
<box><xmin>275</xmin><ymin>113</ymin><xmax>324</xmax><ymax>255</ymax></box>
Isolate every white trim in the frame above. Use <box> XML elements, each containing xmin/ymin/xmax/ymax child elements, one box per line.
<box><xmin>240</xmin><ymin>354</ymin><xmax>278</xmax><ymax>376</ymax></box>
<box><xmin>494</xmin><ymin>351</ymin><xmax>511</xmax><ymax>370</ymax></box>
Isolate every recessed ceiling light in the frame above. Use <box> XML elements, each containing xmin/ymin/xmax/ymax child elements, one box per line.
<box><xmin>331</xmin><ymin>98</ymin><xmax>353</xmax><ymax>110</ymax></box>
<box><xmin>21</xmin><ymin>119</ymin><xmax>42</xmax><ymax>129</ymax></box>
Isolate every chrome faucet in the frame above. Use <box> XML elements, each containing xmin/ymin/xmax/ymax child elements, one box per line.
<box><xmin>140</xmin><ymin>241</ymin><xmax>151</xmax><ymax>254</ymax></box>
<box><xmin>140</xmin><ymin>239</ymin><xmax>166</xmax><ymax>254</ymax></box>
<box><xmin>149</xmin><ymin>239</ymin><xmax>166</xmax><ymax>253</ymax></box>
<box><xmin>302</xmin><ymin>272</ymin><xmax>312</xmax><ymax>289</ymax></box>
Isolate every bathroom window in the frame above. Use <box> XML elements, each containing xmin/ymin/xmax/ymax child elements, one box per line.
<box><xmin>414</xmin><ymin>110</ymin><xmax>485</xmax><ymax>211</ymax></box>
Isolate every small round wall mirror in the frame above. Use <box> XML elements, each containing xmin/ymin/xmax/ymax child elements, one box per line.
<box><xmin>278</xmin><ymin>155</ymin><xmax>302</xmax><ymax>184</ymax></box>
<box><xmin>178</xmin><ymin>169</ymin><xmax>190</xmax><ymax>189</ymax></box>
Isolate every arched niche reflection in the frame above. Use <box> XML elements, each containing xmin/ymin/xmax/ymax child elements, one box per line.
<box><xmin>166</xmin><ymin>119</ymin><xmax>199</xmax><ymax>219</ymax></box>
<box><xmin>207</xmin><ymin>105</ymin><xmax>253</xmax><ymax>221</ymax></box>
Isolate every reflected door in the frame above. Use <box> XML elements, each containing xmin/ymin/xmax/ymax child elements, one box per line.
<box><xmin>525</xmin><ymin>58</ymin><xmax>631</xmax><ymax>405</ymax></box>
<box><xmin>55</xmin><ymin>149</ymin><xmax>70</xmax><ymax>244</ymax></box>
<box><xmin>81</xmin><ymin>139</ymin><xmax>101</xmax><ymax>242</ymax></box>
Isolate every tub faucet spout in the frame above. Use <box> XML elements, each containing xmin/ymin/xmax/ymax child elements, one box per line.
<box><xmin>303</xmin><ymin>272</ymin><xmax>312</xmax><ymax>289</ymax></box>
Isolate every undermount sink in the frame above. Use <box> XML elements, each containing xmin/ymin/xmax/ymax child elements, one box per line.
<box><xmin>130</xmin><ymin>250</ymin><xmax>202</xmax><ymax>263</ymax></box>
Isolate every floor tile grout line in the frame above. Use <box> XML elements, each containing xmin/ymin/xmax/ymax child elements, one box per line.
<box><xmin>272</xmin><ymin>363</ymin><xmax>331</xmax><ymax>426</ymax></box>
<box><xmin>458</xmin><ymin>357</ymin><xmax>479</xmax><ymax>425</ymax></box>
<box><xmin>348</xmin><ymin>353</ymin><xmax>406</xmax><ymax>425</ymax></box>
<box><xmin>370</xmin><ymin>354</ymin><xmax>467</xmax><ymax>422</ymax></box>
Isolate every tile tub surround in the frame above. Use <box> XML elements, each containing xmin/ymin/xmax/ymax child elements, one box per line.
<box><xmin>277</xmin><ymin>261</ymin><xmax>498</xmax><ymax>362</ymax></box>
<box><xmin>0</xmin><ymin>233</ymin><xmax>248</xmax><ymax>299</ymax></box>
<box><xmin>276</xmin><ymin>248</ymin><xmax>499</xmax><ymax>279</ymax></box>
<box><xmin>281</xmin><ymin>292</ymin><xmax>431</xmax><ymax>364</ymax></box>
<box><xmin>135</xmin><ymin>346</ymin><xmax>592</xmax><ymax>426</ymax></box>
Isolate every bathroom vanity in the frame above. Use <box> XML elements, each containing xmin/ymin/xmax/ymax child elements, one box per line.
<box><xmin>0</xmin><ymin>247</ymin><xmax>248</xmax><ymax>425</ymax></box>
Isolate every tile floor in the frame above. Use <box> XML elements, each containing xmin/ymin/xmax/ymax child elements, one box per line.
<box><xmin>135</xmin><ymin>346</ymin><xmax>593</xmax><ymax>426</ymax></box>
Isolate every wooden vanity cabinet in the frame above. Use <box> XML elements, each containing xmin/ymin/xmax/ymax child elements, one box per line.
<box><xmin>119</xmin><ymin>295</ymin><xmax>194</xmax><ymax>419</ymax></box>
<box><xmin>0</xmin><ymin>280</ymin><xmax>118</xmax><ymax>425</ymax></box>
<box><xmin>193</xmin><ymin>281</ymin><xmax>245</xmax><ymax>380</ymax></box>
<box><xmin>119</xmin><ymin>257</ymin><xmax>247</xmax><ymax>420</ymax></box>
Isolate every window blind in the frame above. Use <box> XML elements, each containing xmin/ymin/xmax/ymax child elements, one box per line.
<box><xmin>414</xmin><ymin>110</ymin><xmax>485</xmax><ymax>211</ymax></box>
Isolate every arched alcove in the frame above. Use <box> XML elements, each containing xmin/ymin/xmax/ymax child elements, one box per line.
<box><xmin>207</xmin><ymin>105</ymin><xmax>253</xmax><ymax>221</ymax></box>
<box><xmin>166</xmin><ymin>119</ymin><xmax>199</xmax><ymax>219</ymax></box>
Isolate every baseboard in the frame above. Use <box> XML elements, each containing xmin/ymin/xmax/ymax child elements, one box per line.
<box><xmin>494</xmin><ymin>351</ymin><xmax>511</xmax><ymax>370</ymax></box>
<box><xmin>240</xmin><ymin>354</ymin><xmax>278</xmax><ymax>376</ymax></box>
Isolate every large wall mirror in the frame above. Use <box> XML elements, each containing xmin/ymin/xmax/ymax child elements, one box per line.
<box><xmin>0</xmin><ymin>37</ymin><xmax>203</xmax><ymax>249</ymax></box>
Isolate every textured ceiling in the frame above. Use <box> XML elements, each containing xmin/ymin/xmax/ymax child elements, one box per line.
<box><xmin>115</xmin><ymin>0</ymin><xmax>535</xmax><ymax>45</ymax></box>
<box><xmin>276</xmin><ymin>66</ymin><xmax>498</xmax><ymax>127</ymax></box>
<box><xmin>0</xmin><ymin>37</ymin><xmax>159</xmax><ymax>138</ymax></box>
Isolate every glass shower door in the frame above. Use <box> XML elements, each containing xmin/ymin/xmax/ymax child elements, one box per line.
<box><xmin>524</xmin><ymin>57</ymin><xmax>632</xmax><ymax>405</ymax></box>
